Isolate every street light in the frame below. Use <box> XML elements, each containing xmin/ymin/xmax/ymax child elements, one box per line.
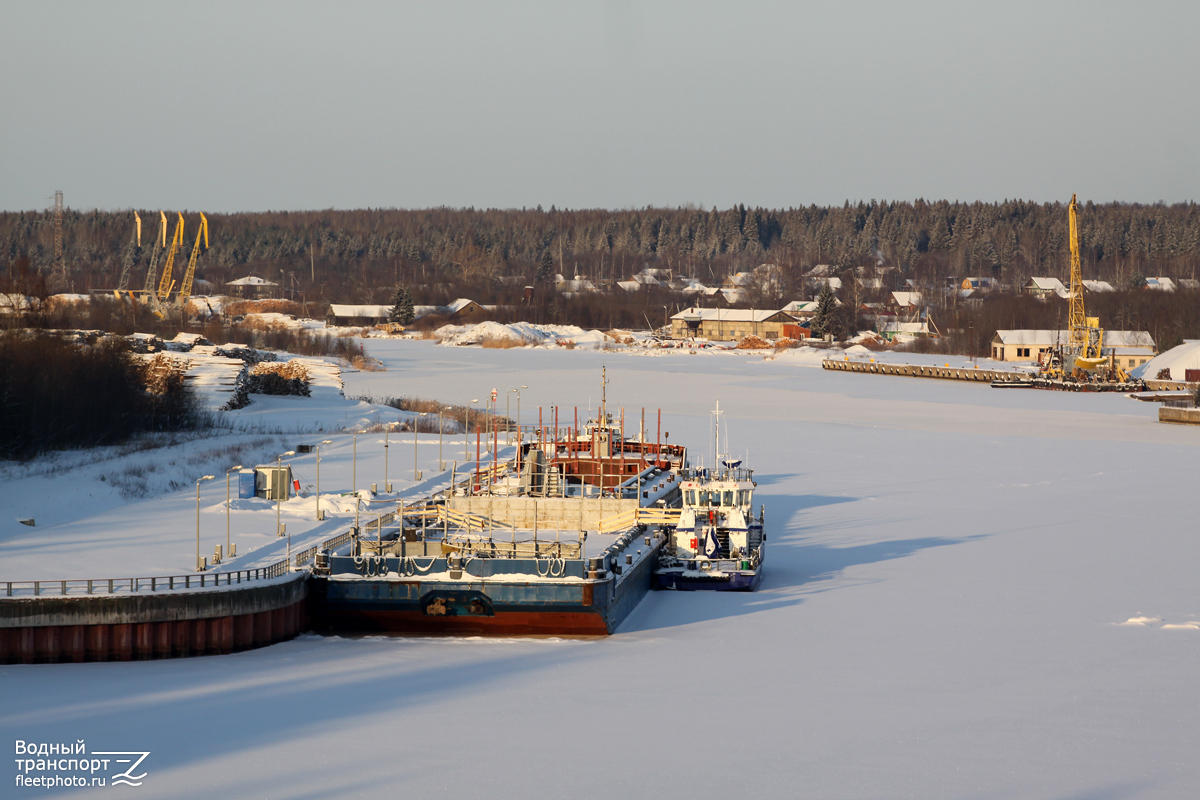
<box><xmin>438</xmin><ymin>406</ymin><xmax>452</xmax><ymax>470</ymax></box>
<box><xmin>464</xmin><ymin>399</ymin><xmax>478</xmax><ymax>463</ymax></box>
<box><xmin>276</xmin><ymin>450</ymin><xmax>295</xmax><ymax>537</ymax></box>
<box><xmin>225</xmin><ymin>464</ymin><xmax>242</xmax><ymax>561</ymax></box>
<box><xmin>507</xmin><ymin>388</ymin><xmax>518</xmax><ymax>444</ymax></box>
<box><xmin>514</xmin><ymin>385</ymin><xmax>527</xmax><ymax>472</ymax></box>
<box><xmin>413</xmin><ymin>413</ymin><xmax>426</xmax><ymax>480</ymax></box>
<box><xmin>384</xmin><ymin>423</ymin><xmax>394</xmax><ymax>492</ymax></box>
<box><xmin>196</xmin><ymin>475</ymin><xmax>215</xmax><ymax>572</ymax></box>
<box><xmin>315</xmin><ymin>439</ymin><xmax>332</xmax><ymax>520</ymax></box>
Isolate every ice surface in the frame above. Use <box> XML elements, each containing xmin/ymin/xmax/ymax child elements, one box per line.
<box><xmin>4</xmin><ymin>339</ymin><xmax>1200</xmax><ymax>798</ymax></box>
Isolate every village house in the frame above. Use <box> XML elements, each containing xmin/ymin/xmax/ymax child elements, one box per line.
<box><xmin>326</xmin><ymin>304</ymin><xmax>392</xmax><ymax>327</ymax></box>
<box><xmin>1023</xmin><ymin>277</ymin><xmax>1069</xmax><ymax>299</ymax></box>
<box><xmin>225</xmin><ymin>276</ymin><xmax>279</xmax><ymax>299</ymax></box>
<box><xmin>670</xmin><ymin>307</ymin><xmax>798</xmax><ymax>341</ymax></box>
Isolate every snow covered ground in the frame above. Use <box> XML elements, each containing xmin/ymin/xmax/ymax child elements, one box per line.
<box><xmin>5</xmin><ymin>339</ymin><xmax>1200</xmax><ymax>798</ymax></box>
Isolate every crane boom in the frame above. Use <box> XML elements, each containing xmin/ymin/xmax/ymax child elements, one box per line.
<box><xmin>143</xmin><ymin>212</ymin><xmax>167</xmax><ymax>294</ymax></box>
<box><xmin>178</xmin><ymin>213</ymin><xmax>208</xmax><ymax>306</ymax></box>
<box><xmin>1067</xmin><ymin>194</ymin><xmax>1086</xmax><ymax>351</ymax></box>
<box><xmin>157</xmin><ymin>213</ymin><xmax>184</xmax><ymax>300</ymax></box>
<box><xmin>115</xmin><ymin>212</ymin><xmax>142</xmax><ymax>292</ymax></box>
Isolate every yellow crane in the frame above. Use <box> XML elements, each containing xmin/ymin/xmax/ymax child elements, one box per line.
<box><xmin>1065</xmin><ymin>194</ymin><xmax>1107</xmax><ymax>370</ymax></box>
<box><xmin>157</xmin><ymin>213</ymin><xmax>185</xmax><ymax>301</ymax></box>
<box><xmin>115</xmin><ymin>212</ymin><xmax>142</xmax><ymax>293</ymax></box>
<box><xmin>177</xmin><ymin>213</ymin><xmax>208</xmax><ymax>307</ymax></box>
<box><xmin>142</xmin><ymin>212</ymin><xmax>168</xmax><ymax>295</ymax></box>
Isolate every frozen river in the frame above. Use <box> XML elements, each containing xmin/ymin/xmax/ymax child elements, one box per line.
<box><xmin>5</xmin><ymin>340</ymin><xmax>1199</xmax><ymax>798</ymax></box>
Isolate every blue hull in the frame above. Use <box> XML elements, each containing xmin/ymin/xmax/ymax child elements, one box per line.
<box><xmin>654</xmin><ymin>568</ymin><xmax>762</xmax><ymax>592</ymax></box>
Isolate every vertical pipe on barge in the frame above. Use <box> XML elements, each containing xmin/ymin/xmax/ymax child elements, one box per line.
<box><xmin>657</xmin><ymin>409</ymin><xmax>661</xmax><ymax>468</ymax></box>
<box><xmin>475</xmin><ymin>425</ymin><xmax>481</xmax><ymax>495</ymax></box>
<box><xmin>620</xmin><ymin>408</ymin><xmax>625</xmax><ymax>490</ymax></box>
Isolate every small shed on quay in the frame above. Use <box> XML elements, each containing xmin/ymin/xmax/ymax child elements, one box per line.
<box><xmin>670</xmin><ymin>307</ymin><xmax>798</xmax><ymax>341</ymax></box>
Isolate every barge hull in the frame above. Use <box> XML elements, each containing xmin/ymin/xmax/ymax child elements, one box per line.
<box><xmin>313</xmin><ymin>608</ymin><xmax>610</xmax><ymax>636</ymax></box>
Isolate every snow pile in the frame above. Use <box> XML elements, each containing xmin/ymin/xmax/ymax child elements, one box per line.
<box><xmin>1133</xmin><ymin>339</ymin><xmax>1200</xmax><ymax>381</ymax></box>
<box><xmin>435</xmin><ymin>320</ymin><xmax>600</xmax><ymax>347</ymax></box>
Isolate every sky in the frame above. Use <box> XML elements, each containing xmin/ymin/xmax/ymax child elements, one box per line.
<box><xmin>2</xmin><ymin>1</ymin><xmax>1198</xmax><ymax>212</ymax></box>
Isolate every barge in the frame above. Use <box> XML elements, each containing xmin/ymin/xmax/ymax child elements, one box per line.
<box><xmin>310</xmin><ymin>379</ymin><xmax>689</xmax><ymax>636</ymax></box>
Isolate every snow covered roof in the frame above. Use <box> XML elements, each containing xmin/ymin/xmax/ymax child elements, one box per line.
<box><xmin>671</xmin><ymin>307</ymin><xmax>796</xmax><ymax>323</ymax></box>
<box><xmin>616</xmin><ymin>281</ymin><xmax>641</xmax><ymax>292</ymax></box>
<box><xmin>993</xmin><ymin>329</ymin><xmax>1155</xmax><ymax>349</ymax></box>
<box><xmin>444</xmin><ymin>298</ymin><xmax>478</xmax><ymax>315</ymax></box>
<box><xmin>890</xmin><ymin>291</ymin><xmax>922</xmax><ymax>307</ymax></box>
<box><xmin>879</xmin><ymin>321</ymin><xmax>930</xmax><ymax>334</ymax></box>
<box><xmin>1083</xmin><ymin>280</ymin><xmax>1115</xmax><ymax>292</ymax></box>
<box><xmin>1025</xmin><ymin>277</ymin><xmax>1068</xmax><ymax>297</ymax></box>
<box><xmin>1145</xmin><ymin>277</ymin><xmax>1176</xmax><ymax>292</ymax></box>
<box><xmin>781</xmin><ymin>300</ymin><xmax>817</xmax><ymax>315</ymax></box>
<box><xmin>1178</xmin><ymin>278</ymin><xmax>1200</xmax><ymax>290</ymax></box>
<box><xmin>226</xmin><ymin>276</ymin><xmax>278</xmax><ymax>287</ymax></box>
<box><xmin>0</xmin><ymin>294</ymin><xmax>33</xmax><ymax>313</ymax></box>
<box><xmin>328</xmin><ymin>304</ymin><xmax>391</xmax><ymax>318</ymax></box>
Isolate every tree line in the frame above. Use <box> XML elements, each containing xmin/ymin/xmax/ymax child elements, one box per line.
<box><xmin>4</xmin><ymin>200</ymin><xmax>1200</xmax><ymax>350</ymax></box>
<box><xmin>4</xmin><ymin>200</ymin><xmax>1199</xmax><ymax>303</ymax></box>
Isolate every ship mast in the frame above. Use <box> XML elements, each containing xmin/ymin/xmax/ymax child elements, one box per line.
<box><xmin>712</xmin><ymin>400</ymin><xmax>723</xmax><ymax>470</ymax></box>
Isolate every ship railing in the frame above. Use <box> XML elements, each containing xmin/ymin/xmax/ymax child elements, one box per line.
<box><xmin>442</xmin><ymin>535</ymin><xmax>583</xmax><ymax>560</ymax></box>
<box><xmin>679</xmin><ymin>466</ymin><xmax>754</xmax><ymax>482</ymax></box>
<box><xmin>2</xmin><ymin>560</ymin><xmax>294</xmax><ymax>599</ymax></box>
<box><xmin>596</xmin><ymin>507</ymin><xmax>680</xmax><ymax>534</ymax></box>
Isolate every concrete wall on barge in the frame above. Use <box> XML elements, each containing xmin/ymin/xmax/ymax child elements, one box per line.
<box><xmin>0</xmin><ymin>575</ymin><xmax>308</xmax><ymax>664</ymax></box>
<box><xmin>449</xmin><ymin>496</ymin><xmax>638</xmax><ymax>530</ymax></box>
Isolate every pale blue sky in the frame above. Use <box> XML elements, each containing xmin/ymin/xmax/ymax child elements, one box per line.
<box><xmin>2</xmin><ymin>1</ymin><xmax>1196</xmax><ymax>211</ymax></box>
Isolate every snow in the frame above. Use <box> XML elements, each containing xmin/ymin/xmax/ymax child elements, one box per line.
<box><xmin>434</xmin><ymin>320</ymin><xmax>602</xmax><ymax>347</ymax></box>
<box><xmin>1133</xmin><ymin>339</ymin><xmax>1200</xmax><ymax>381</ymax></box>
<box><xmin>5</xmin><ymin>338</ymin><xmax>1200</xmax><ymax>798</ymax></box>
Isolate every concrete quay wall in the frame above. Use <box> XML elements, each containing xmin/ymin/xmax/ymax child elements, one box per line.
<box><xmin>822</xmin><ymin>358</ymin><xmax>1020</xmax><ymax>383</ymax></box>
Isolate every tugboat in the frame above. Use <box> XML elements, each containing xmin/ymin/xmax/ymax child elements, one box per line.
<box><xmin>655</xmin><ymin>402</ymin><xmax>765</xmax><ymax>591</ymax></box>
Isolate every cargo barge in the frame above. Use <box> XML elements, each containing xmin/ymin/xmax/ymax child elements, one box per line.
<box><xmin>310</xmin><ymin>381</ymin><xmax>688</xmax><ymax>636</ymax></box>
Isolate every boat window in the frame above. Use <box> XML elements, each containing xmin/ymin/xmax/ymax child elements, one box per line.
<box><xmin>722</xmin><ymin>490</ymin><xmax>734</xmax><ymax>506</ymax></box>
<box><xmin>685</xmin><ymin>490</ymin><xmax>695</xmax><ymax>506</ymax></box>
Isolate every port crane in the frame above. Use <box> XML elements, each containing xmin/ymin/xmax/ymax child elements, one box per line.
<box><xmin>1041</xmin><ymin>195</ymin><xmax>1127</xmax><ymax>382</ymax></box>
<box><xmin>156</xmin><ymin>214</ymin><xmax>185</xmax><ymax>301</ymax></box>
<box><xmin>115</xmin><ymin>212</ymin><xmax>142</xmax><ymax>292</ymax></box>
<box><xmin>178</xmin><ymin>213</ymin><xmax>208</xmax><ymax>308</ymax></box>
<box><xmin>142</xmin><ymin>212</ymin><xmax>168</xmax><ymax>296</ymax></box>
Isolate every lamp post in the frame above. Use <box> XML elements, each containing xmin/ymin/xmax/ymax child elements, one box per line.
<box><xmin>196</xmin><ymin>475</ymin><xmax>215</xmax><ymax>572</ymax></box>
<box><xmin>384</xmin><ymin>424</ymin><xmax>392</xmax><ymax>492</ymax></box>
<box><xmin>439</xmin><ymin>406</ymin><xmax>452</xmax><ymax>470</ymax></box>
<box><xmin>315</xmin><ymin>439</ymin><xmax>331</xmax><ymax>520</ymax></box>
<box><xmin>276</xmin><ymin>450</ymin><xmax>295</xmax><ymax>537</ymax></box>
<box><xmin>413</xmin><ymin>413</ymin><xmax>426</xmax><ymax>480</ymax></box>
<box><xmin>514</xmin><ymin>385</ymin><xmax>527</xmax><ymax>472</ymax></box>
<box><xmin>225</xmin><ymin>464</ymin><xmax>242</xmax><ymax>561</ymax></box>
<box><xmin>352</xmin><ymin>433</ymin><xmax>357</xmax><ymax>493</ymax></box>
<box><xmin>464</xmin><ymin>399</ymin><xmax>478</xmax><ymax>463</ymax></box>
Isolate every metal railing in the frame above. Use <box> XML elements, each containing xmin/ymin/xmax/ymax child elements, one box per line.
<box><xmin>3</xmin><ymin>560</ymin><xmax>293</xmax><ymax>599</ymax></box>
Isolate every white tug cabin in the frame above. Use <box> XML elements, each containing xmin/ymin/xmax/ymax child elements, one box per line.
<box><xmin>673</xmin><ymin>465</ymin><xmax>762</xmax><ymax>560</ymax></box>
